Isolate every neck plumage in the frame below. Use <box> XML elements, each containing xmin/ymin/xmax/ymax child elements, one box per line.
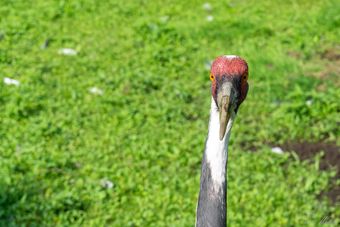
<box><xmin>196</xmin><ymin>97</ymin><xmax>234</xmax><ymax>227</ymax></box>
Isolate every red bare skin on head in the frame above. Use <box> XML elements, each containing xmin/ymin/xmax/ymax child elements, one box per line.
<box><xmin>211</xmin><ymin>56</ymin><xmax>248</xmax><ymax>77</ymax></box>
<box><xmin>210</xmin><ymin>56</ymin><xmax>249</xmax><ymax>106</ymax></box>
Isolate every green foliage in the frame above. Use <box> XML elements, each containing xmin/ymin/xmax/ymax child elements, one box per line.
<box><xmin>0</xmin><ymin>0</ymin><xmax>339</xmax><ymax>226</ymax></box>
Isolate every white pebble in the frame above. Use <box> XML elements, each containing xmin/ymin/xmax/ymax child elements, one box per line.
<box><xmin>204</xmin><ymin>60</ymin><xmax>213</xmax><ymax>70</ymax></box>
<box><xmin>306</xmin><ymin>99</ymin><xmax>313</xmax><ymax>106</ymax></box>
<box><xmin>202</xmin><ymin>3</ymin><xmax>212</xmax><ymax>11</ymax></box>
<box><xmin>89</xmin><ymin>87</ymin><xmax>104</xmax><ymax>95</ymax></box>
<box><xmin>271</xmin><ymin>147</ymin><xmax>284</xmax><ymax>154</ymax></box>
<box><xmin>3</xmin><ymin>77</ymin><xmax>20</xmax><ymax>86</ymax></box>
<box><xmin>206</xmin><ymin>15</ymin><xmax>214</xmax><ymax>22</ymax></box>
<box><xmin>58</xmin><ymin>48</ymin><xmax>77</xmax><ymax>56</ymax></box>
<box><xmin>100</xmin><ymin>179</ymin><xmax>114</xmax><ymax>189</ymax></box>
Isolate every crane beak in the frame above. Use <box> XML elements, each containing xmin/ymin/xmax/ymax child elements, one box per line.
<box><xmin>217</xmin><ymin>82</ymin><xmax>233</xmax><ymax>140</ymax></box>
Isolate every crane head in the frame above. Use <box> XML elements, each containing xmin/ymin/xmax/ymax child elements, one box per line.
<box><xmin>210</xmin><ymin>55</ymin><xmax>249</xmax><ymax>140</ymax></box>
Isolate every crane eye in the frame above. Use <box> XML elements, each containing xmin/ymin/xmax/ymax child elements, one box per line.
<box><xmin>210</xmin><ymin>73</ymin><xmax>214</xmax><ymax>81</ymax></box>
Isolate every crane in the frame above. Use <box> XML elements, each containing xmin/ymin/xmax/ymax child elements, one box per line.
<box><xmin>196</xmin><ymin>55</ymin><xmax>249</xmax><ymax>227</ymax></box>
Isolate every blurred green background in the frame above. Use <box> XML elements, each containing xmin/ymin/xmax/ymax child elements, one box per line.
<box><xmin>0</xmin><ymin>0</ymin><xmax>339</xmax><ymax>226</ymax></box>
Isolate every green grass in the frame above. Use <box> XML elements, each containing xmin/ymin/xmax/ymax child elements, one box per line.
<box><xmin>0</xmin><ymin>0</ymin><xmax>339</xmax><ymax>226</ymax></box>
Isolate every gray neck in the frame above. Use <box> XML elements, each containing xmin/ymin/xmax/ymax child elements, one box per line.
<box><xmin>196</xmin><ymin>97</ymin><xmax>234</xmax><ymax>227</ymax></box>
